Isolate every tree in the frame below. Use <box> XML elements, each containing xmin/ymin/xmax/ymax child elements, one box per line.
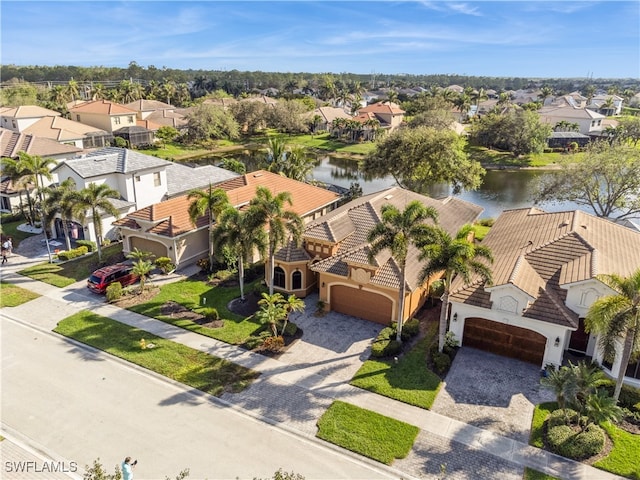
<box><xmin>212</xmin><ymin>206</ymin><xmax>267</xmax><ymax>301</ymax></box>
<box><xmin>256</xmin><ymin>292</ymin><xmax>287</xmax><ymax>336</ymax></box>
<box><xmin>42</xmin><ymin>178</ymin><xmax>77</xmax><ymax>251</ymax></box>
<box><xmin>248</xmin><ymin>187</ymin><xmax>303</xmax><ymax>295</ymax></box>
<box><xmin>363</xmin><ymin>126</ymin><xmax>484</xmax><ymax>194</ymax></box>
<box><xmin>616</xmin><ymin>116</ymin><xmax>640</xmax><ymax>146</ymax></box>
<box><xmin>418</xmin><ymin>224</ymin><xmax>493</xmax><ymax>352</ymax></box>
<box><xmin>18</xmin><ymin>152</ymin><xmax>55</xmax><ymax>205</ymax></box>
<box><xmin>535</xmin><ymin>142</ymin><xmax>640</xmax><ymax>220</ymax></box>
<box><xmin>185</xmin><ymin>104</ymin><xmax>239</xmax><ymax>143</ymax></box>
<box><xmin>187</xmin><ymin>185</ymin><xmax>230</xmax><ymax>270</ymax></box>
<box><xmin>220</xmin><ymin>157</ymin><xmax>246</xmax><ymax>174</ymax></box>
<box><xmin>280</xmin><ymin>294</ymin><xmax>305</xmax><ymax>336</ymax></box>
<box><xmin>1</xmin><ymin>155</ymin><xmax>36</xmax><ymax>224</ymax></box>
<box><xmin>132</xmin><ymin>259</ymin><xmax>154</xmax><ymax>293</ymax></box>
<box><xmin>367</xmin><ymin>201</ymin><xmax>439</xmax><ymax>342</ymax></box>
<box><xmin>585</xmin><ymin>268</ymin><xmax>640</xmax><ymax>402</ymax></box>
<box><xmin>70</xmin><ymin>183</ymin><xmax>120</xmax><ymax>262</ymax></box>
<box><xmin>155</xmin><ymin>126</ymin><xmax>179</xmax><ymax>148</ymax></box>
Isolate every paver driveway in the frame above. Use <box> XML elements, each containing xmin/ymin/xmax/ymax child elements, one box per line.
<box><xmin>431</xmin><ymin>347</ymin><xmax>555</xmax><ymax>442</ymax></box>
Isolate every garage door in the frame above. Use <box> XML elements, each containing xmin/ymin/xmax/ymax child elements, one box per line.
<box><xmin>330</xmin><ymin>285</ymin><xmax>392</xmax><ymax>325</ymax></box>
<box><xmin>130</xmin><ymin>237</ymin><xmax>168</xmax><ymax>260</ymax></box>
<box><xmin>463</xmin><ymin>318</ymin><xmax>546</xmax><ymax>365</ymax></box>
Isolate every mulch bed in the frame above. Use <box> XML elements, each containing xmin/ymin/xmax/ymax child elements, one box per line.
<box><xmin>160</xmin><ymin>300</ymin><xmax>224</xmax><ymax>328</ymax></box>
<box><xmin>228</xmin><ymin>290</ymin><xmax>261</xmax><ymax>317</ymax></box>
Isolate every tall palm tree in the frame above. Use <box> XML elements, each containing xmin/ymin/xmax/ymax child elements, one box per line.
<box><xmin>42</xmin><ymin>178</ymin><xmax>77</xmax><ymax>251</ymax></box>
<box><xmin>70</xmin><ymin>183</ymin><xmax>120</xmax><ymax>262</ymax></box>
<box><xmin>248</xmin><ymin>186</ymin><xmax>303</xmax><ymax>295</ymax></box>
<box><xmin>187</xmin><ymin>185</ymin><xmax>230</xmax><ymax>270</ymax></box>
<box><xmin>368</xmin><ymin>201</ymin><xmax>439</xmax><ymax>342</ymax></box>
<box><xmin>1</xmin><ymin>155</ymin><xmax>35</xmax><ymax>224</ymax></box>
<box><xmin>18</xmin><ymin>152</ymin><xmax>55</xmax><ymax>205</ymax></box>
<box><xmin>585</xmin><ymin>269</ymin><xmax>640</xmax><ymax>402</ymax></box>
<box><xmin>212</xmin><ymin>206</ymin><xmax>267</xmax><ymax>301</ymax></box>
<box><xmin>418</xmin><ymin>224</ymin><xmax>493</xmax><ymax>352</ymax></box>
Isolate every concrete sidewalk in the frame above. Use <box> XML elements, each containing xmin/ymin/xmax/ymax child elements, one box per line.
<box><xmin>0</xmin><ymin>256</ymin><xmax>626</xmax><ymax>480</ymax></box>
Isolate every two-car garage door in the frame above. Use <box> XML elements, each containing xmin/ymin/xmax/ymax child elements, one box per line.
<box><xmin>330</xmin><ymin>285</ymin><xmax>393</xmax><ymax>325</ymax></box>
<box><xmin>463</xmin><ymin>317</ymin><xmax>546</xmax><ymax>365</ymax></box>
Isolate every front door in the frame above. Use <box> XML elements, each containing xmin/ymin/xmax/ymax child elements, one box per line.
<box><xmin>569</xmin><ymin>318</ymin><xmax>589</xmax><ymax>353</ymax></box>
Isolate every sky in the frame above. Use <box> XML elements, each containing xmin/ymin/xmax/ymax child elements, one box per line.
<box><xmin>2</xmin><ymin>1</ymin><xmax>639</xmax><ymax>79</ymax></box>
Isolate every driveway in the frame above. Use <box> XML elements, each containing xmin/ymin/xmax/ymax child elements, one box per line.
<box><xmin>431</xmin><ymin>347</ymin><xmax>555</xmax><ymax>443</ymax></box>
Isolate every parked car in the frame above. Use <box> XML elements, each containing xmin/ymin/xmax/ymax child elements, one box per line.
<box><xmin>87</xmin><ymin>263</ymin><xmax>138</xmax><ymax>294</ymax></box>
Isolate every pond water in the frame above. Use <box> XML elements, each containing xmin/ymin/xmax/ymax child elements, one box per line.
<box><xmin>194</xmin><ymin>151</ymin><xmax>587</xmax><ymax>220</ymax></box>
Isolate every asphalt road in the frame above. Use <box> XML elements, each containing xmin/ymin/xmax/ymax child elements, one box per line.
<box><xmin>1</xmin><ymin>317</ymin><xmax>397</xmax><ymax>480</ymax></box>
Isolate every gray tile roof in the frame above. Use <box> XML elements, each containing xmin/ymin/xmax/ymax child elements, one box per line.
<box><xmin>164</xmin><ymin>163</ymin><xmax>240</xmax><ymax>197</ymax></box>
<box><xmin>53</xmin><ymin>147</ymin><xmax>170</xmax><ymax>178</ymax></box>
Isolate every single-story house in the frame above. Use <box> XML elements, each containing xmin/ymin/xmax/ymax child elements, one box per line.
<box><xmin>272</xmin><ymin>187</ymin><xmax>483</xmax><ymax>322</ymax></box>
<box><xmin>448</xmin><ymin>207</ymin><xmax>640</xmax><ymax>388</ymax></box>
<box><xmin>547</xmin><ymin>131</ymin><xmax>591</xmax><ymax>149</ymax></box>
<box><xmin>113</xmin><ymin>170</ymin><xmax>341</xmax><ymax>267</ymax></box>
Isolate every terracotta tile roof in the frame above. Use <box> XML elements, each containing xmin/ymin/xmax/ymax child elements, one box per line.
<box><xmin>450</xmin><ymin>208</ymin><xmax>640</xmax><ymax>327</ymax></box>
<box><xmin>0</xmin><ymin>176</ymin><xmax>35</xmax><ymax>195</ymax></box>
<box><xmin>24</xmin><ymin>116</ymin><xmax>107</xmax><ymax>141</ymax></box>
<box><xmin>125</xmin><ymin>99</ymin><xmax>174</xmax><ymax>111</ymax></box>
<box><xmin>308</xmin><ymin>187</ymin><xmax>483</xmax><ymax>291</ymax></box>
<box><xmin>358</xmin><ymin>101</ymin><xmax>405</xmax><ymax>115</ymax></box>
<box><xmin>0</xmin><ymin>105</ymin><xmax>61</xmax><ymax>118</ymax></box>
<box><xmin>146</xmin><ymin>110</ymin><xmax>188</xmax><ymax>129</ymax></box>
<box><xmin>136</xmin><ymin>118</ymin><xmax>163</xmax><ymax>130</ymax></box>
<box><xmin>120</xmin><ymin>169</ymin><xmax>339</xmax><ymax>239</ymax></box>
<box><xmin>0</xmin><ymin>128</ymin><xmax>81</xmax><ymax>158</ymax></box>
<box><xmin>69</xmin><ymin>99</ymin><xmax>137</xmax><ymax>115</ymax></box>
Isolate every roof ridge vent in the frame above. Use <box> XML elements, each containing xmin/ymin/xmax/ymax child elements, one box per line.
<box><xmin>384</xmin><ymin>194</ymin><xmax>393</xmax><ymax>200</ymax></box>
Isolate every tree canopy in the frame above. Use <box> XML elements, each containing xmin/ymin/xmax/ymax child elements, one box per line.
<box><xmin>362</xmin><ymin>126</ymin><xmax>484</xmax><ymax>194</ymax></box>
<box><xmin>535</xmin><ymin>142</ymin><xmax>640</xmax><ymax>219</ymax></box>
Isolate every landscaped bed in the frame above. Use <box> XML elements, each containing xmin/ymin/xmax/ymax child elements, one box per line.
<box><xmin>316</xmin><ymin>400</ymin><xmax>419</xmax><ymax>465</ymax></box>
<box><xmin>54</xmin><ymin>311</ymin><xmax>259</xmax><ymax>396</ymax></box>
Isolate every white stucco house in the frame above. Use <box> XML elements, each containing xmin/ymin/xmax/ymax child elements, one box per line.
<box><xmin>538</xmin><ymin>106</ymin><xmax>607</xmax><ymax>135</ymax></box>
<box><xmin>448</xmin><ymin>207</ymin><xmax>640</xmax><ymax>389</ymax></box>
<box><xmin>50</xmin><ymin>147</ymin><xmax>239</xmax><ymax>243</ymax></box>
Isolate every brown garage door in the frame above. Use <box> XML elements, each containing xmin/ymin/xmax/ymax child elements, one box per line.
<box><xmin>463</xmin><ymin>317</ymin><xmax>546</xmax><ymax>365</ymax></box>
<box><xmin>330</xmin><ymin>285</ymin><xmax>393</xmax><ymax>325</ymax></box>
<box><xmin>130</xmin><ymin>237</ymin><xmax>168</xmax><ymax>260</ymax></box>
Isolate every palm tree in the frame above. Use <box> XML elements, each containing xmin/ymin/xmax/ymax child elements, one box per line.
<box><xmin>70</xmin><ymin>183</ymin><xmax>120</xmax><ymax>262</ymax></box>
<box><xmin>212</xmin><ymin>206</ymin><xmax>267</xmax><ymax>301</ymax></box>
<box><xmin>585</xmin><ymin>269</ymin><xmax>640</xmax><ymax>402</ymax></box>
<box><xmin>540</xmin><ymin>365</ymin><xmax>576</xmax><ymax>412</ymax></box>
<box><xmin>368</xmin><ymin>201</ymin><xmax>439</xmax><ymax>342</ymax></box>
<box><xmin>187</xmin><ymin>185</ymin><xmax>230</xmax><ymax>271</ymax></box>
<box><xmin>281</xmin><ymin>294</ymin><xmax>305</xmax><ymax>335</ymax></box>
<box><xmin>248</xmin><ymin>186</ymin><xmax>303</xmax><ymax>295</ymax></box>
<box><xmin>418</xmin><ymin>224</ymin><xmax>494</xmax><ymax>352</ymax></box>
<box><xmin>42</xmin><ymin>178</ymin><xmax>77</xmax><ymax>251</ymax></box>
<box><xmin>256</xmin><ymin>292</ymin><xmax>287</xmax><ymax>336</ymax></box>
<box><xmin>18</xmin><ymin>152</ymin><xmax>55</xmax><ymax>205</ymax></box>
<box><xmin>1</xmin><ymin>155</ymin><xmax>35</xmax><ymax>224</ymax></box>
<box><xmin>132</xmin><ymin>259</ymin><xmax>154</xmax><ymax>294</ymax></box>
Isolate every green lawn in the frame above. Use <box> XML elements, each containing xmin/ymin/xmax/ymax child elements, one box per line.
<box><xmin>523</xmin><ymin>468</ymin><xmax>560</xmax><ymax>480</ymax></box>
<box><xmin>0</xmin><ymin>218</ymin><xmax>38</xmax><ymax>249</ymax></box>
<box><xmin>350</xmin><ymin>336</ymin><xmax>442</xmax><ymax>409</ymax></box>
<box><xmin>0</xmin><ymin>281</ymin><xmax>40</xmax><ymax>307</ymax></box>
<box><xmin>283</xmin><ymin>133</ymin><xmax>376</xmax><ymax>155</ymax></box>
<box><xmin>466</xmin><ymin>145</ymin><xmax>584</xmax><ymax>168</ymax></box>
<box><xmin>316</xmin><ymin>400</ymin><xmax>419</xmax><ymax>465</ymax></box>
<box><xmin>529</xmin><ymin>402</ymin><xmax>558</xmax><ymax>448</ymax></box>
<box><xmin>594</xmin><ymin>422</ymin><xmax>640</xmax><ymax>479</ymax></box>
<box><xmin>18</xmin><ymin>243</ymin><xmax>124</xmax><ymax>287</ymax></box>
<box><xmin>54</xmin><ymin>311</ymin><xmax>259</xmax><ymax>396</ymax></box>
<box><xmin>127</xmin><ymin>277</ymin><xmax>264</xmax><ymax>345</ymax></box>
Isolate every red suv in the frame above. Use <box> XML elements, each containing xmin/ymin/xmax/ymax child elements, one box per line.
<box><xmin>87</xmin><ymin>263</ymin><xmax>138</xmax><ymax>294</ymax></box>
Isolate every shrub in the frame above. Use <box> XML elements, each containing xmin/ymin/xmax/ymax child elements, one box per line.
<box><xmin>478</xmin><ymin>218</ymin><xmax>495</xmax><ymax>227</ymax></box>
<box><xmin>547</xmin><ymin>408</ymin><xmax>579</xmax><ymax>428</ymax></box>
<box><xmin>282</xmin><ymin>321</ymin><xmax>298</xmax><ymax>337</ymax></box>
<box><xmin>155</xmin><ymin>256</ymin><xmax>175</xmax><ymax>274</ymax></box>
<box><xmin>443</xmin><ymin>331</ymin><xmax>459</xmax><ymax>354</ymax></box>
<box><xmin>622</xmin><ymin>408</ymin><xmax>640</xmax><ymax>426</ymax></box>
<box><xmin>261</xmin><ymin>335</ymin><xmax>285</xmax><ymax>352</ymax></box>
<box><xmin>196</xmin><ymin>257</ymin><xmax>211</xmax><ymax>272</ymax></box>
<box><xmin>244</xmin><ymin>333</ymin><xmax>269</xmax><ymax>350</ymax></box>
<box><xmin>202</xmin><ymin>307</ymin><xmax>219</xmax><ymax>321</ymax></box>
<box><xmin>401</xmin><ymin>318</ymin><xmax>420</xmax><ymax>338</ymax></box>
<box><xmin>618</xmin><ymin>384</ymin><xmax>640</xmax><ymax>410</ymax></box>
<box><xmin>370</xmin><ymin>338</ymin><xmax>402</xmax><ymax>358</ymax></box>
<box><xmin>432</xmin><ymin>351</ymin><xmax>451</xmax><ymax>375</ymax></box>
<box><xmin>105</xmin><ymin>282</ymin><xmax>123</xmax><ymax>302</ymax></box>
<box><xmin>76</xmin><ymin>240</ymin><xmax>97</xmax><ymax>252</ymax></box>
<box><xmin>546</xmin><ymin>423</ymin><xmax>605</xmax><ymax>460</ymax></box>
<box><xmin>57</xmin><ymin>246</ymin><xmax>89</xmax><ymax>261</ymax></box>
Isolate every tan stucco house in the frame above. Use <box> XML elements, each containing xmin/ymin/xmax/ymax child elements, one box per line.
<box><xmin>356</xmin><ymin>102</ymin><xmax>405</xmax><ymax>131</ymax></box>
<box><xmin>114</xmin><ymin>170</ymin><xmax>340</xmax><ymax>268</ymax></box>
<box><xmin>448</xmin><ymin>207</ymin><xmax>640</xmax><ymax>388</ymax></box>
<box><xmin>272</xmin><ymin>187</ymin><xmax>483</xmax><ymax>324</ymax></box>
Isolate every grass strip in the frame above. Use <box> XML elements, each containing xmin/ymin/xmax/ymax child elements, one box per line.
<box><xmin>594</xmin><ymin>421</ymin><xmax>640</xmax><ymax>479</ymax></box>
<box><xmin>128</xmin><ymin>277</ymin><xmax>264</xmax><ymax>345</ymax></box>
<box><xmin>316</xmin><ymin>400</ymin><xmax>419</xmax><ymax>465</ymax></box>
<box><xmin>54</xmin><ymin>311</ymin><xmax>259</xmax><ymax>396</ymax></box>
<box><xmin>523</xmin><ymin>467</ymin><xmax>561</xmax><ymax>480</ymax></box>
<box><xmin>529</xmin><ymin>402</ymin><xmax>557</xmax><ymax>448</ymax></box>
<box><xmin>350</xmin><ymin>336</ymin><xmax>441</xmax><ymax>409</ymax></box>
<box><xmin>0</xmin><ymin>281</ymin><xmax>40</xmax><ymax>307</ymax></box>
<box><xmin>19</xmin><ymin>243</ymin><xmax>124</xmax><ymax>287</ymax></box>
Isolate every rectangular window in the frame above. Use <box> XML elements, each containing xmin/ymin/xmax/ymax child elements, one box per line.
<box><xmin>135</xmin><ymin>176</ymin><xmax>141</xmax><ymax>182</ymax></box>
<box><xmin>114</xmin><ymin>117</ymin><xmax>121</xmax><ymax>125</ymax></box>
<box><xmin>128</xmin><ymin>116</ymin><xmax>135</xmax><ymax>123</ymax></box>
<box><xmin>153</xmin><ymin>172</ymin><xmax>161</xmax><ymax>187</ymax></box>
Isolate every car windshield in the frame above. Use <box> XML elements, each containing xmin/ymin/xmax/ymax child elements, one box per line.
<box><xmin>88</xmin><ymin>274</ymin><xmax>102</xmax><ymax>284</ymax></box>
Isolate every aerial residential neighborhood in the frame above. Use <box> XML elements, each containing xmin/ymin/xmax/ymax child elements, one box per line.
<box><xmin>1</xmin><ymin>2</ymin><xmax>640</xmax><ymax>480</ymax></box>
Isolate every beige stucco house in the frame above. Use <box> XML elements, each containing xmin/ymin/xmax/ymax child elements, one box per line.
<box><xmin>69</xmin><ymin>99</ymin><xmax>139</xmax><ymax>134</ymax></box>
<box><xmin>272</xmin><ymin>187</ymin><xmax>483</xmax><ymax>324</ymax></box>
<box><xmin>114</xmin><ymin>170</ymin><xmax>340</xmax><ymax>268</ymax></box>
<box><xmin>448</xmin><ymin>207</ymin><xmax>640</xmax><ymax>388</ymax></box>
<box><xmin>356</xmin><ymin>102</ymin><xmax>405</xmax><ymax>131</ymax></box>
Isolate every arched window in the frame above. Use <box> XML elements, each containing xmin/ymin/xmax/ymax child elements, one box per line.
<box><xmin>274</xmin><ymin>267</ymin><xmax>286</xmax><ymax>288</ymax></box>
<box><xmin>292</xmin><ymin>270</ymin><xmax>302</xmax><ymax>290</ymax></box>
